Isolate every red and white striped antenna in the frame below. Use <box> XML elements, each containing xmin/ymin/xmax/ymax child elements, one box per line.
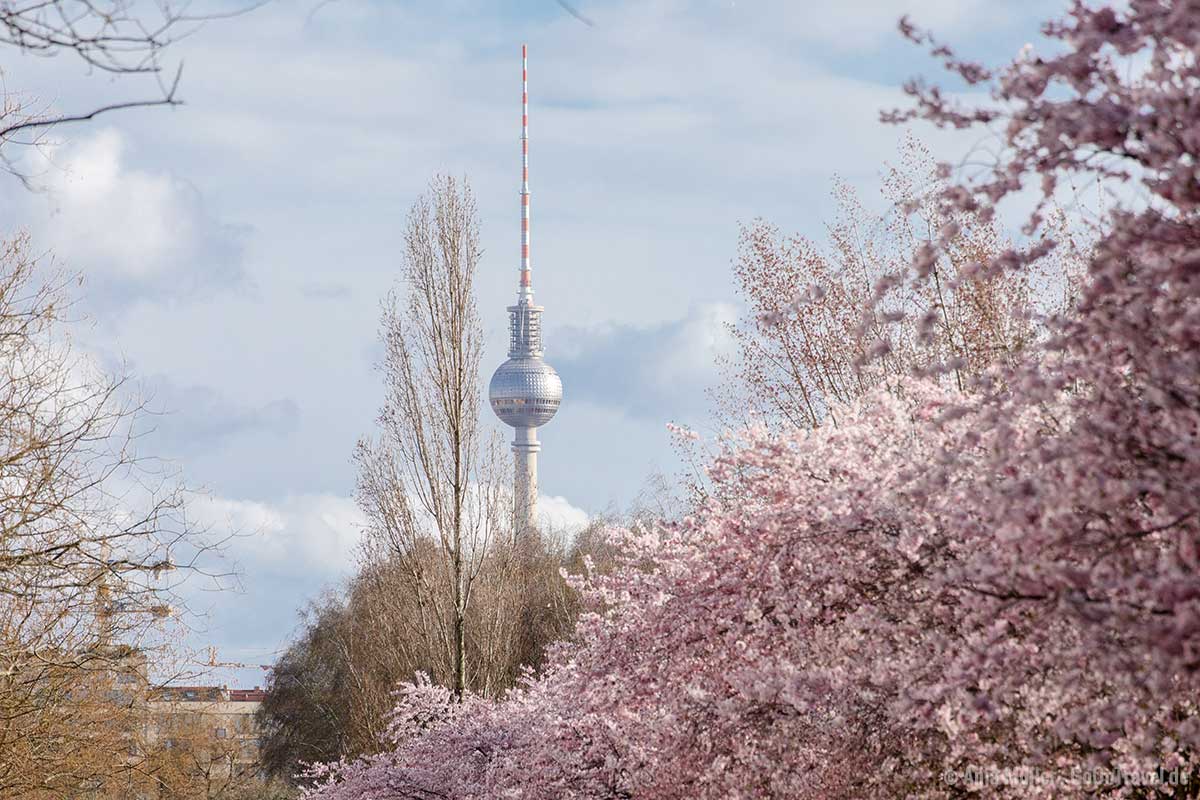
<box><xmin>520</xmin><ymin>43</ymin><xmax>531</xmax><ymax>291</ymax></box>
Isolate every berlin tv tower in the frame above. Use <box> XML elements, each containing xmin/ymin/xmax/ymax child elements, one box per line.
<box><xmin>488</xmin><ymin>45</ymin><xmax>563</xmax><ymax>538</ymax></box>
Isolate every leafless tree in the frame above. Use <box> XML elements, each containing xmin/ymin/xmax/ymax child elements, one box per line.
<box><xmin>662</xmin><ymin>138</ymin><xmax>1087</xmax><ymax>510</ymax></box>
<box><xmin>713</xmin><ymin>137</ymin><xmax>1075</xmax><ymax>435</ymax></box>
<box><xmin>257</xmin><ymin>525</ymin><xmax>607</xmax><ymax>783</ymax></box>
<box><xmin>0</xmin><ymin>232</ymin><xmax>225</xmax><ymax>797</ymax></box>
<box><xmin>136</xmin><ymin>699</ymin><xmax>293</xmax><ymax>800</ymax></box>
<box><xmin>353</xmin><ymin>175</ymin><xmax>508</xmax><ymax>699</ymax></box>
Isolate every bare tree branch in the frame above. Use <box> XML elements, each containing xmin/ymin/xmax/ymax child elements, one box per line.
<box><xmin>0</xmin><ymin>1</ymin><xmax>264</xmax><ymax>184</ymax></box>
<box><xmin>0</xmin><ymin>61</ymin><xmax>182</xmax><ymax>140</ymax></box>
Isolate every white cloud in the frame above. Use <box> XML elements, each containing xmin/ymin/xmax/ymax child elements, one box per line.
<box><xmin>555</xmin><ymin>302</ymin><xmax>738</xmax><ymax>420</ymax></box>
<box><xmin>191</xmin><ymin>488</ymin><xmax>590</xmax><ymax>578</ymax></box>
<box><xmin>538</xmin><ymin>494</ymin><xmax>591</xmax><ymax>535</ymax></box>
<box><xmin>758</xmin><ymin>0</ymin><xmax>997</xmax><ymax>49</ymax></box>
<box><xmin>190</xmin><ymin>492</ymin><xmax>365</xmax><ymax>578</ymax></box>
<box><xmin>47</xmin><ymin>130</ymin><xmax>176</xmax><ymax>278</ymax></box>
<box><xmin>30</xmin><ymin>128</ymin><xmax>245</xmax><ymax>303</ymax></box>
<box><xmin>136</xmin><ymin>374</ymin><xmax>299</xmax><ymax>459</ymax></box>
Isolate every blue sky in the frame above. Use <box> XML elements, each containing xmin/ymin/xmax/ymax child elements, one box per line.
<box><xmin>0</xmin><ymin>0</ymin><xmax>1051</xmax><ymax>683</ymax></box>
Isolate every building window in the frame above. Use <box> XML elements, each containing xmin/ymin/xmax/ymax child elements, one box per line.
<box><xmin>215</xmin><ymin>727</ymin><xmax>228</xmax><ymax>739</ymax></box>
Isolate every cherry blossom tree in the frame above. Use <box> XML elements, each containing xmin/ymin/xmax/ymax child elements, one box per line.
<box><xmin>715</xmin><ymin>136</ymin><xmax>1068</xmax><ymax>434</ymax></box>
<box><xmin>303</xmin><ymin>2</ymin><xmax>1200</xmax><ymax>797</ymax></box>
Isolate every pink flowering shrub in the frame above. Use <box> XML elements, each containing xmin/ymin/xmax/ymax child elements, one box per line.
<box><xmin>306</xmin><ymin>2</ymin><xmax>1200</xmax><ymax>797</ymax></box>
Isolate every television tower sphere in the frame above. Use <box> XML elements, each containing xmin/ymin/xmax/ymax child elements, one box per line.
<box><xmin>489</xmin><ymin>355</ymin><xmax>562</xmax><ymax>429</ymax></box>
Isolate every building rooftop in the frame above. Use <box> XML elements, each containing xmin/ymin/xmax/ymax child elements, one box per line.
<box><xmin>155</xmin><ymin>685</ymin><xmax>265</xmax><ymax>703</ymax></box>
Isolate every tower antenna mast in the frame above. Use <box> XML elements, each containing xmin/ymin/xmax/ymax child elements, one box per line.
<box><xmin>520</xmin><ymin>43</ymin><xmax>531</xmax><ymax>292</ymax></box>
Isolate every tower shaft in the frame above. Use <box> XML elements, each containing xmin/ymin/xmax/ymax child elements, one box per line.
<box><xmin>513</xmin><ymin>427</ymin><xmax>539</xmax><ymax>538</ymax></box>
